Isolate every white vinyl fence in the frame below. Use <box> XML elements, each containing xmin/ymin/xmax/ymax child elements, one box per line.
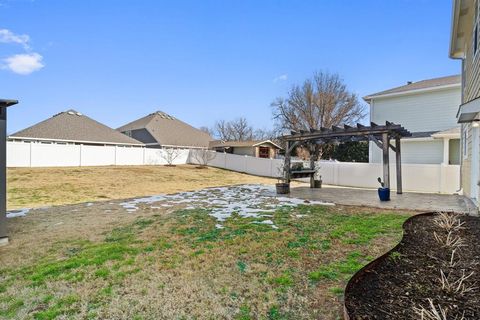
<box><xmin>189</xmin><ymin>150</ymin><xmax>460</xmax><ymax>194</ymax></box>
<box><xmin>8</xmin><ymin>142</ymin><xmax>460</xmax><ymax>194</ymax></box>
<box><xmin>7</xmin><ymin>141</ymin><xmax>190</xmax><ymax>167</ymax></box>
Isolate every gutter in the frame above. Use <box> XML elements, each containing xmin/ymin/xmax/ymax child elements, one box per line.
<box><xmin>363</xmin><ymin>83</ymin><xmax>461</xmax><ymax>103</ymax></box>
<box><xmin>7</xmin><ymin>136</ymin><xmax>145</xmax><ymax>147</ymax></box>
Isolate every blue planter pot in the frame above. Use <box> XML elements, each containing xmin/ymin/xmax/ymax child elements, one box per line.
<box><xmin>378</xmin><ymin>188</ymin><xmax>390</xmax><ymax>201</ymax></box>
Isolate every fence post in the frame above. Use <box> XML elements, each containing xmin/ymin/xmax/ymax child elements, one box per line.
<box><xmin>79</xmin><ymin>144</ymin><xmax>82</xmax><ymax>167</ymax></box>
<box><xmin>29</xmin><ymin>142</ymin><xmax>32</xmax><ymax>167</ymax></box>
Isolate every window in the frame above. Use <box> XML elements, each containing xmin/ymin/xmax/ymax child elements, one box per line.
<box><xmin>475</xmin><ymin>24</ymin><xmax>478</xmax><ymax>55</ymax></box>
<box><xmin>258</xmin><ymin>147</ymin><xmax>270</xmax><ymax>158</ymax></box>
<box><xmin>124</xmin><ymin>130</ymin><xmax>132</xmax><ymax>137</ymax></box>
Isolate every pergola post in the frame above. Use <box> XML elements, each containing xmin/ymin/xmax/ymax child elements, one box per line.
<box><xmin>309</xmin><ymin>144</ymin><xmax>316</xmax><ymax>188</ymax></box>
<box><xmin>395</xmin><ymin>136</ymin><xmax>402</xmax><ymax>194</ymax></box>
<box><xmin>382</xmin><ymin>133</ymin><xmax>390</xmax><ymax>189</ymax></box>
<box><xmin>0</xmin><ymin>99</ymin><xmax>18</xmax><ymax>246</ymax></box>
<box><xmin>284</xmin><ymin>141</ymin><xmax>291</xmax><ymax>184</ymax></box>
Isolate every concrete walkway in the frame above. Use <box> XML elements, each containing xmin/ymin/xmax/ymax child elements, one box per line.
<box><xmin>289</xmin><ymin>186</ymin><xmax>476</xmax><ymax>213</ymax></box>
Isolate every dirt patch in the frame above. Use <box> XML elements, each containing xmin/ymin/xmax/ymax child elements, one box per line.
<box><xmin>345</xmin><ymin>213</ymin><xmax>480</xmax><ymax>319</ymax></box>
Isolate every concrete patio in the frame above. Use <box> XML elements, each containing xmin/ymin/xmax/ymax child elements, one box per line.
<box><xmin>289</xmin><ymin>185</ymin><xmax>476</xmax><ymax>213</ymax></box>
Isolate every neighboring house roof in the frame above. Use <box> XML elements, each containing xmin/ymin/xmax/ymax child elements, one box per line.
<box><xmin>432</xmin><ymin>127</ymin><xmax>461</xmax><ymax>139</ymax></box>
<box><xmin>209</xmin><ymin>140</ymin><xmax>282</xmax><ymax>149</ymax></box>
<box><xmin>363</xmin><ymin>75</ymin><xmax>461</xmax><ymax>102</ymax></box>
<box><xmin>117</xmin><ymin>111</ymin><xmax>211</xmax><ymax>148</ymax></box>
<box><xmin>9</xmin><ymin>109</ymin><xmax>143</xmax><ymax>145</ymax></box>
<box><xmin>408</xmin><ymin>131</ymin><xmax>440</xmax><ymax>139</ymax></box>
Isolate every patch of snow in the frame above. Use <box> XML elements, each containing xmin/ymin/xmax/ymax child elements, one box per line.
<box><xmin>117</xmin><ymin>184</ymin><xmax>334</xmax><ymax>228</ymax></box>
<box><xmin>215</xmin><ymin>224</ymin><xmax>225</xmax><ymax>229</ymax></box>
<box><xmin>85</xmin><ymin>202</ymin><xmax>94</xmax><ymax>207</ymax></box>
<box><xmin>253</xmin><ymin>219</ymin><xmax>279</xmax><ymax>229</ymax></box>
<box><xmin>6</xmin><ymin>208</ymin><xmax>30</xmax><ymax>218</ymax></box>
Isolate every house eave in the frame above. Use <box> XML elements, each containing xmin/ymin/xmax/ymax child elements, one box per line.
<box><xmin>363</xmin><ymin>83</ymin><xmax>461</xmax><ymax>103</ymax></box>
<box><xmin>252</xmin><ymin>140</ymin><xmax>283</xmax><ymax>150</ymax></box>
<box><xmin>0</xmin><ymin>99</ymin><xmax>18</xmax><ymax>107</ymax></box>
<box><xmin>449</xmin><ymin>0</ymin><xmax>474</xmax><ymax>59</ymax></box>
<box><xmin>457</xmin><ymin>97</ymin><xmax>480</xmax><ymax>123</ymax></box>
<box><xmin>7</xmin><ymin>136</ymin><xmax>145</xmax><ymax>146</ymax></box>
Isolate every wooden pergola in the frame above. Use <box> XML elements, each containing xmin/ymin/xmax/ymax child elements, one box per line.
<box><xmin>282</xmin><ymin>121</ymin><xmax>412</xmax><ymax>194</ymax></box>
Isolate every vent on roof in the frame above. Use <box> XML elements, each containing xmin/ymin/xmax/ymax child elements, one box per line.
<box><xmin>154</xmin><ymin>111</ymin><xmax>174</xmax><ymax>120</ymax></box>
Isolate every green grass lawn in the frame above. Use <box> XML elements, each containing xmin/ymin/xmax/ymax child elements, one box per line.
<box><xmin>0</xmin><ymin>203</ymin><xmax>410</xmax><ymax>319</ymax></box>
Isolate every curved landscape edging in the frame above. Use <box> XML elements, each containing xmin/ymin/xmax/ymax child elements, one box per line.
<box><xmin>342</xmin><ymin>212</ymin><xmax>436</xmax><ymax>320</ymax></box>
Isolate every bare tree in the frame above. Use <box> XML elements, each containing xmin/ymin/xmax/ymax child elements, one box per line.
<box><xmin>271</xmin><ymin>71</ymin><xmax>365</xmax><ymax>132</ymax></box>
<box><xmin>193</xmin><ymin>148</ymin><xmax>216</xmax><ymax>168</ymax></box>
<box><xmin>212</xmin><ymin>118</ymin><xmax>254</xmax><ymax>141</ymax></box>
<box><xmin>253</xmin><ymin>128</ymin><xmax>276</xmax><ymax>141</ymax></box>
<box><xmin>229</xmin><ymin>117</ymin><xmax>254</xmax><ymax>141</ymax></box>
<box><xmin>161</xmin><ymin>147</ymin><xmax>181</xmax><ymax>166</ymax></box>
<box><xmin>213</xmin><ymin>120</ymin><xmax>232</xmax><ymax>141</ymax></box>
<box><xmin>199</xmin><ymin>126</ymin><xmax>213</xmax><ymax>137</ymax></box>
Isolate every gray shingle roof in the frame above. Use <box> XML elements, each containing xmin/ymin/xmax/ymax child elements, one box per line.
<box><xmin>117</xmin><ymin>111</ymin><xmax>212</xmax><ymax>148</ymax></box>
<box><xmin>364</xmin><ymin>75</ymin><xmax>461</xmax><ymax>101</ymax></box>
<box><xmin>10</xmin><ymin>109</ymin><xmax>143</xmax><ymax>145</ymax></box>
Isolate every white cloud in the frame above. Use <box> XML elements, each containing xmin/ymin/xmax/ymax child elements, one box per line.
<box><xmin>0</xmin><ymin>29</ymin><xmax>30</xmax><ymax>49</ymax></box>
<box><xmin>273</xmin><ymin>74</ymin><xmax>288</xmax><ymax>83</ymax></box>
<box><xmin>2</xmin><ymin>53</ymin><xmax>44</xmax><ymax>75</ymax></box>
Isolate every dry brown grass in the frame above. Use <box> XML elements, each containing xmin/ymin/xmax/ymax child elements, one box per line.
<box><xmin>7</xmin><ymin>165</ymin><xmax>277</xmax><ymax>210</ymax></box>
<box><xmin>0</xmin><ymin>198</ymin><xmax>411</xmax><ymax>320</ymax></box>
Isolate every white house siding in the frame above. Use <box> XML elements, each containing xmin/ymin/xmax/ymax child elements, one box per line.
<box><xmin>460</xmin><ymin>3</ymin><xmax>480</xmax><ymax>204</ymax></box>
<box><xmin>369</xmin><ymin>139</ymin><xmax>444</xmax><ymax>164</ymax></box>
<box><xmin>370</xmin><ymin>87</ymin><xmax>461</xmax><ymax>132</ymax></box>
<box><xmin>369</xmin><ymin>86</ymin><xmax>461</xmax><ymax>165</ymax></box>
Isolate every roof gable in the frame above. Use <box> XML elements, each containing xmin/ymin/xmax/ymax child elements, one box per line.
<box><xmin>10</xmin><ymin>110</ymin><xmax>143</xmax><ymax>145</ymax></box>
<box><xmin>117</xmin><ymin>111</ymin><xmax>212</xmax><ymax>148</ymax></box>
<box><xmin>210</xmin><ymin>140</ymin><xmax>282</xmax><ymax>149</ymax></box>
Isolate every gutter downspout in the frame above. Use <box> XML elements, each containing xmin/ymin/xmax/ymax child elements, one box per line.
<box><xmin>456</xmin><ymin>59</ymin><xmax>465</xmax><ymax>194</ymax></box>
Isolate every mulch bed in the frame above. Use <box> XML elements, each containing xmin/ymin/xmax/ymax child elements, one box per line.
<box><xmin>345</xmin><ymin>212</ymin><xmax>480</xmax><ymax>319</ymax></box>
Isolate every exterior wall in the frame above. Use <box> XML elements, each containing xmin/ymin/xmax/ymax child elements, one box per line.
<box><xmin>232</xmin><ymin>146</ymin><xmax>255</xmax><ymax>157</ymax></box>
<box><xmin>461</xmin><ymin>0</ymin><xmax>480</xmax><ymax>202</ymax></box>
<box><xmin>370</xmin><ymin>139</ymin><xmax>444</xmax><ymax>164</ymax></box>
<box><xmin>369</xmin><ymin>87</ymin><xmax>461</xmax><ymax>165</ymax></box>
<box><xmin>370</xmin><ymin>87</ymin><xmax>461</xmax><ymax>133</ymax></box>
<box><xmin>125</xmin><ymin>128</ymin><xmax>157</xmax><ymax>144</ymax></box>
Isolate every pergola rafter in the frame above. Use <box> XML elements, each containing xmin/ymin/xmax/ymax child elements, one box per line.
<box><xmin>282</xmin><ymin>121</ymin><xmax>412</xmax><ymax>194</ymax></box>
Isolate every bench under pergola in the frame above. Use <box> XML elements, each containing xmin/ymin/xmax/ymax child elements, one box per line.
<box><xmin>282</xmin><ymin>121</ymin><xmax>412</xmax><ymax>194</ymax></box>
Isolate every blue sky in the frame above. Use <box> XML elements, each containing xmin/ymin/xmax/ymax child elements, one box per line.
<box><xmin>1</xmin><ymin>0</ymin><xmax>459</xmax><ymax>134</ymax></box>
